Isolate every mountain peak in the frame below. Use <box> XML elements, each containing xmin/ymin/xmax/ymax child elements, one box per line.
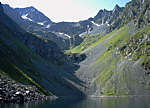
<box><xmin>114</xmin><ymin>4</ymin><xmax>121</xmax><ymax>11</ymax></box>
<box><xmin>97</xmin><ymin>9</ymin><xmax>109</xmax><ymax>15</ymax></box>
<box><xmin>114</xmin><ymin>4</ymin><xmax>120</xmax><ymax>9</ymax></box>
<box><xmin>28</xmin><ymin>6</ymin><xmax>35</xmax><ymax>9</ymax></box>
<box><xmin>15</xmin><ymin>6</ymin><xmax>52</xmax><ymax>23</ymax></box>
<box><xmin>15</xmin><ymin>6</ymin><xmax>37</xmax><ymax>13</ymax></box>
<box><xmin>113</xmin><ymin>4</ymin><xmax>121</xmax><ymax>14</ymax></box>
<box><xmin>25</xmin><ymin>6</ymin><xmax>36</xmax><ymax>11</ymax></box>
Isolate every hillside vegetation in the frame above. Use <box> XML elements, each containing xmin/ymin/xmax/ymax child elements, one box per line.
<box><xmin>68</xmin><ymin>23</ymin><xmax>150</xmax><ymax>96</ymax></box>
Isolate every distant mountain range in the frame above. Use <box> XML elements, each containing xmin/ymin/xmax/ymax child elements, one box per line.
<box><xmin>2</xmin><ymin>4</ymin><xmax>123</xmax><ymax>50</ymax></box>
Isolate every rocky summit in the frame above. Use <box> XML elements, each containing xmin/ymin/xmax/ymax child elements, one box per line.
<box><xmin>0</xmin><ymin>0</ymin><xmax>150</xmax><ymax>104</ymax></box>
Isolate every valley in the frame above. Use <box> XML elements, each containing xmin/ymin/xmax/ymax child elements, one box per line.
<box><xmin>0</xmin><ymin>0</ymin><xmax>150</xmax><ymax>104</ymax></box>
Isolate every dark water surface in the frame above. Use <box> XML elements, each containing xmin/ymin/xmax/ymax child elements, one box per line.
<box><xmin>1</xmin><ymin>96</ymin><xmax>150</xmax><ymax>108</ymax></box>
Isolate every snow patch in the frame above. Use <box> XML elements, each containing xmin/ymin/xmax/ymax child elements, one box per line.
<box><xmin>64</xmin><ymin>34</ymin><xmax>71</xmax><ymax>38</ymax></box>
<box><xmin>15</xmin><ymin>92</ymin><xmax>20</xmax><ymax>95</ymax></box>
<box><xmin>37</xmin><ymin>22</ymin><xmax>44</xmax><ymax>25</ymax></box>
<box><xmin>37</xmin><ymin>21</ymin><xmax>48</xmax><ymax>26</ymax></box>
<box><xmin>21</xmin><ymin>14</ymin><xmax>33</xmax><ymax>21</ymax></box>
<box><xmin>106</xmin><ymin>21</ymin><xmax>110</xmax><ymax>26</ymax></box>
<box><xmin>91</xmin><ymin>21</ymin><xmax>110</xmax><ymax>26</ymax></box>
<box><xmin>58</xmin><ymin>32</ymin><xmax>71</xmax><ymax>38</ymax></box>
<box><xmin>45</xmin><ymin>24</ymin><xmax>50</xmax><ymax>28</ymax></box>
<box><xmin>26</xmin><ymin>91</ymin><xmax>30</xmax><ymax>94</ymax></box>
<box><xmin>91</xmin><ymin>21</ymin><xmax>101</xmax><ymax>27</ymax></box>
<box><xmin>58</xmin><ymin>32</ymin><xmax>63</xmax><ymax>35</ymax></box>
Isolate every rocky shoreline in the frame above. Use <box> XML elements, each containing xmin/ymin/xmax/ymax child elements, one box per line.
<box><xmin>0</xmin><ymin>75</ymin><xmax>48</xmax><ymax>104</ymax></box>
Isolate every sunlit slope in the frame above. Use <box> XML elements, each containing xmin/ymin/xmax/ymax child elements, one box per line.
<box><xmin>69</xmin><ymin>24</ymin><xmax>150</xmax><ymax>96</ymax></box>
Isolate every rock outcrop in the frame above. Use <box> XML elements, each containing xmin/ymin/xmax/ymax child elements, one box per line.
<box><xmin>0</xmin><ymin>74</ymin><xmax>47</xmax><ymax>103</ymax></box>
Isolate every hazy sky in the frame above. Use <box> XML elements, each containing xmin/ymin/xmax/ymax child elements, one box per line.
<box><xmin>1</xmin><ymin>0</ymin><xmax>131</xmax><ymax>22</ymax></box>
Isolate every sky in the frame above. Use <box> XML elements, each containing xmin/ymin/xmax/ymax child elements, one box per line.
<box><xmin>0</xmin><ymin>0</ymin><xmax>131</xmax><ymax>22</ymax></box>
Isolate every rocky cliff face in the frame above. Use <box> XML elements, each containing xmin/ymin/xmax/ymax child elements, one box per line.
<box><xmin>93</xmin><ymin>5</ymin><xmax>123</xmax><ymax>26</ymax></box>
<box><xmin>18</xmin><ymin>33</ymin><xmax>66</xmax><ymax>63</ymax></box>
<box><xmin>15</xmin><ymin>6</ymin><xmax>52</xmax><ymax>28</ymax></box>
<box><xmin>94</xmin><ymin>9</ymin><xmax>112</xmax><ymax>24</ymax></box>
<box><xmin>110</xmin><ymin>0</ymin><xmax>150</xmax><ymax>29</ymax></box>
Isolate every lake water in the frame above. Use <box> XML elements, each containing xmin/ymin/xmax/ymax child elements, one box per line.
<box><xmin>1</xmin><ymin>96</ymin><xmax>150</xmax><ymax>108</ymax></box>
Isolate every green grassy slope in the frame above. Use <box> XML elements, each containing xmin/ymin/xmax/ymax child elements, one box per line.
<box><xmin>89</xmin><ymin>26</ymin><xmax>131</xmax><ymax>96</ymax></box>
<box><xmin>69</xmin><ymin>24</ymin><xmax>150</xmax><ymax>96</ymax></box>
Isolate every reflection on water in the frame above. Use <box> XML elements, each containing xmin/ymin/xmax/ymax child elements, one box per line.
<box><xmin>1</xmin><ymin>96</ymin><xmax>150</xmax><ymax>108</ymax></box>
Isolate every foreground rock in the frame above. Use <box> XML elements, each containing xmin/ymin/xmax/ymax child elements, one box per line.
<box><xmin>0</xmin><ymin>75</ymin><xmax>47</xmax><ymax>103</ymax></box>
